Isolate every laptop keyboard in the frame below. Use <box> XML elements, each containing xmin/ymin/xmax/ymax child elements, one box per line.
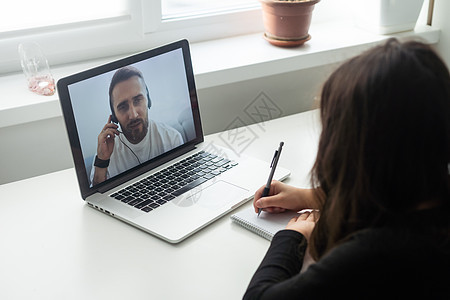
<box><xmin>110</xmin><ymin>151</ymin><xmax>238</xmax><ymax>213</ymax></box>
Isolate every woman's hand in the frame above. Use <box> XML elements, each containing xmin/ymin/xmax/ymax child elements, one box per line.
<box><xmin>253</xmin><ymin>180</ymin><xmax>318</xmax><ymax>214</ymax></box>
<box><xmin>286</xmin><ymin>210</ymin><xmax>319</xmax><ymax>241</ymax></box>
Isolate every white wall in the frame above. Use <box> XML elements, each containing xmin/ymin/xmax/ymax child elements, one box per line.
<box><xmin>432</xmin><ymin>0</ymin><xmax>450</xmax><ymax>68</ymax></box>
<box><xmin>0</xmin><ymin>116</ymin><xmax>72</xmax><ymax>184</ymax></box>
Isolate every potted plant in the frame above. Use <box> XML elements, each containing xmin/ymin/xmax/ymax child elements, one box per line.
<box><xmin>259</xmin><ymin>0</ymin><xmax>320</xmax><ymax>47</ymax></box>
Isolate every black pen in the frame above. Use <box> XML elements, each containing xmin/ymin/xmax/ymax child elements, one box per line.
<box><xmin>258</xmin><ymin>141</ymin><xmax>284</xmax><ymax>217</ymax></box>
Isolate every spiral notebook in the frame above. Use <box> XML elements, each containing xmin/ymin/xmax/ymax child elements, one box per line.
<box><xmin>231</xmin><ymin>207</ymin><xmax>299</xmax><ymax>241</ymax></box>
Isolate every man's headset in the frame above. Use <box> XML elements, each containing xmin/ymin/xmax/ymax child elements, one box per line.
<box><xmin>110</xmin><ymin>84</ymin><xmax>152</xmax><ymax>124</ymax></box>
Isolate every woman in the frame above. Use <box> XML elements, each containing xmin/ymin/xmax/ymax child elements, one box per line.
<box><xmin>244</xmin><ymin>38</ymin><xmax>449</xmax><ymax>299</ymax></box>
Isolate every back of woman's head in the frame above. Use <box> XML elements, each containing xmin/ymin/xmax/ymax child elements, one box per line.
<box><xmin>310</xmin><ymin>38</ymin><xmax>450</xmax><ymax>259</ymax></box>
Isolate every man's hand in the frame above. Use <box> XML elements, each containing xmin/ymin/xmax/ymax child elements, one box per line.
<box><xmin>97</xmin><ymin>115</ymin><xmax>120</xmax><ymax>160</ymax></box>
<box><xmin>92</xmin><ymin>116</ymin><xmax>120</xmax><ymax>186</ymax></box>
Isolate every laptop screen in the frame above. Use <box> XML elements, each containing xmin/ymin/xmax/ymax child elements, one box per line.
<box><xmin>58</xmin><ymin>40</ymin><xmax>203</xmax><ymax>199</ymax></box>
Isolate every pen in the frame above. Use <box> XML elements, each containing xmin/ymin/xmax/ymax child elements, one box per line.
<box><xmin>258</xmin><ymin>141</ymin><xmax>284</xmax><ymax>217</ymax></box>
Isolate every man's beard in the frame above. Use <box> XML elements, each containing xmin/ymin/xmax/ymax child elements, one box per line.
<box><xmin>123</xmin><ymin>117</ymin><xmax>149</xmax><ymax>144</ymax></box>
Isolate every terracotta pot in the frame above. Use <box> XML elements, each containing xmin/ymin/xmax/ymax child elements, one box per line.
<box><xmin>260</xmin><ymin>0</ymin><xmax>320</xmax><ymax>47</ymax></box>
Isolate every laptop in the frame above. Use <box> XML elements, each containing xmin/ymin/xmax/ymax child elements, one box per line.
<box><xmin>57</xmin><ymin>39</ymin><xmax>290</xmax><ymax>243</ymax></box>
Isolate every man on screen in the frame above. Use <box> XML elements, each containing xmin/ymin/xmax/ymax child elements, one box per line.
<box><xmin>90</xmin><ymin>66</ymin><xmax>183</xmax><ymax>186</ymax></box>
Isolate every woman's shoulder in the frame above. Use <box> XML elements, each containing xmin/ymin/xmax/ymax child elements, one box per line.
<box><xmin>302</xmin><ymin>226</ymin><xmax>448</xmax><ymax>298</ymax></box>
<box><xmin>351</xmin><ymin>206</ymin><xmax>450</xmax><ymax>254</ymax></box>
<box><xmin>346</xmin><ymin>207</ymin><xmax>450</xmax><ymax>259</ymax></box>
<box><xmin>309</xmin><ymin>208</ymin><xmax>450</xmax><ymax>297</ymax></box>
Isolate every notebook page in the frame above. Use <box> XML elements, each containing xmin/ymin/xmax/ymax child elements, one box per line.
<box><xmin>231</xmin><ymin>207</ymin><xmax>299</xmax><ymax>241</ymax></box>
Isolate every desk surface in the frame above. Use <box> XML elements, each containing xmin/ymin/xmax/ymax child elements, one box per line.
<box><xmin>0</xmin><ymin>110</ymin><xmax>321</xmax><ymax>300</ymax></box>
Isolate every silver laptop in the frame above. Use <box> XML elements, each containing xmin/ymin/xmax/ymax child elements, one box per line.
<box><xmin>57</xmin><ymin>40</ymin><xmax>290</xmax><ymax>243</ymax></box>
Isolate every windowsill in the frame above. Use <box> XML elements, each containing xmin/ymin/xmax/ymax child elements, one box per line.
<box><xmin>0</xmin><ymin>21</ymin><xmax>440</xmax><ymax>129</ymax></box>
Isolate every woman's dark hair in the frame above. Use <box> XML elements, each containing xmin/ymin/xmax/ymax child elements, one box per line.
<box><xmin>309</xmin><ymin>38</ymin><xmax>450</xmax><ymax>260</ymax></box>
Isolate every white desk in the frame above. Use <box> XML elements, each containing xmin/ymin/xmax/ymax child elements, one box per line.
<box><xmin>0</xmin><ymin>110</ymin><xmax>320</xmax><ymax>300</ymax></box>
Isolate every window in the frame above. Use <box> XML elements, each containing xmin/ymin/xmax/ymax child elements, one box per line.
<box><xmin>0</xmin><ymin>0</ymin><xmax>265</xmax><ymax>74</ymax></box>
<box><xmin>0</xmin><ymin>0</ymin><xmax>128</xmax><ymax>33</ymax></box>
<box><xmin>162</xmin><ymin>0</ymin><xmax>257</xmax><ymax>19</ymax></box>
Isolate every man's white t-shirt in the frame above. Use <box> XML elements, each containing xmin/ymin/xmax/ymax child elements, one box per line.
<box><xmin>90</xmin><ymin>119</ymin><xmax>183</xmax><ymax>184</ymax></box>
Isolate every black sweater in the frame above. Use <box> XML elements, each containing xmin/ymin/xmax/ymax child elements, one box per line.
<box><xmin>244</xmin><ymin>207</ymin><xmax>450</xmax><ymax>299</ymax></box>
